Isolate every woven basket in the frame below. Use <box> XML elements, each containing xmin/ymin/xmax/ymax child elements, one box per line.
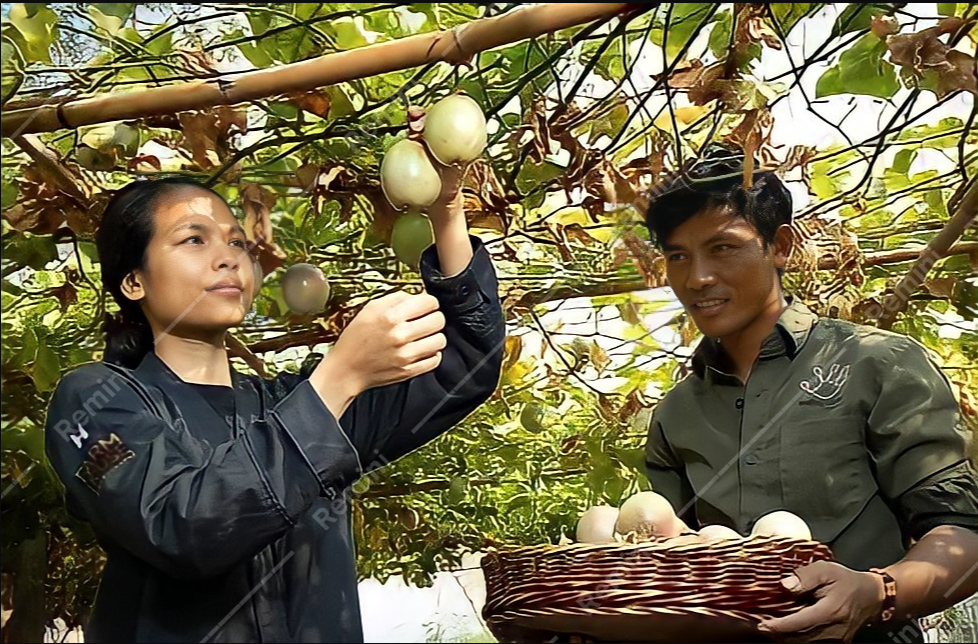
<box><xmin>481</xmin><ymin>534</ymin><xmax>834</xmax><ymax>643</ymax></box>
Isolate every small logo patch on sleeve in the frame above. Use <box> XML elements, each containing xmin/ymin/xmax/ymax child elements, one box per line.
<box><xmin>75</xmin><ymin>433</ymin><xmax>136</xmax><ymax>494</ymax></box>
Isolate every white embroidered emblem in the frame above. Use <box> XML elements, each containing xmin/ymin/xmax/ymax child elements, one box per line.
<box><xmin>69</xmin><ymin>423</ymin><xmax>89</xmax><ymax>449</ymax></box>
<box><xmin>799</xmin><ymin>364</ymin><xmax>850</xmax><ymax>401</ymax></box>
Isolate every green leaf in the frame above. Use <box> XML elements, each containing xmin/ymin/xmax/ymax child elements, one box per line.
<box><xmin>1</xmin><ymin>36</ymin><xmax>25</xmax><ymax>105</ymax></box>
<box><xmin>586</xmin><ymin>101</ymin><xmax>629</xmax><ymax>144</ymax></box>
<box><xmin>937</xmin><ymin>3</ymin><xmax>960</xmax><ymax>16</ymax></box>
<box><xmin>20</xmin><ymin>326</ymin><xmax>38</xmax><ymax>365</ymax></box>
<box><xmin>708</xmin><ymin>10</ymin><xmax>732</xmax><ymax>59</ymax></box>
<box><xmin>831</xmin><ymin>3</ymin><xmax>888</xmax><ymax>38</ymax></box>
<box><xmin>327</xmin><ymin>85</ymin><xmax>356</xmax><ymax>118</ymax></box>
<box><xmin>331</xmin><ymin>17</ymin><xmax>368</xmax><ymax>50</ymax></box>
<box><xmin>4</xmin><ymin>3</ymin><xmax>59</xmax><ymax>64</ymax></box>
<box><xmin>231</xmin><ymin>27</ymin><xmax>274</xmax><ymax>68</ymax></box>
<box><xmin>770</xmin><ymin>3</ymin><xmax>823</xmax><ymax>34</ymax></box>
<box><xmin>87</xmin><ymin>6</ymin><xmax>124</xmax><ymax>35</ymax></box>
<box><xmin>143</xmin><ymin>26</ymin><xmax>173</xmax><ymax>57</ymax></box>
<box><xmin>23</xmin><ymin>4</ymin><xmax>46</xmax><ymax>18</ymax></box>
<box><xmin>33</xmin><ymin>343</ymin><xmax>60</xmax><ymax>392</ymax></box>
<box><xmin>892</xmin><ymin>148</ymin><xmax>916</xmax><ymax>174</ymax></box>
<box><xmin>2</xmin><ymin>233</ymin><xmax>58</xmax><ymax>270</ymax></box>
<box><xmin>815</xmin><ymin>33</ymin><xmax>899</xmax><ymax>99</ymax></box>
<box><xmin>91</xmin><ymin>3</ymin><xmax>133</xmax><ymax>20</ymax></box>
<box><xmin>651</xmin><ymin>3</ymin><xmax>715</xmax><ymax>62</ymax></box>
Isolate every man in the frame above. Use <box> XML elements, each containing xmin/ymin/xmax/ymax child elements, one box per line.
<box><xmin>642</xmin><ymin>145</ymin><xmax>978</xmax><ymax>643</ymax></box>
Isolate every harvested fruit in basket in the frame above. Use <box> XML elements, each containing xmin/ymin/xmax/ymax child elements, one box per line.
<box><xmin>575</xmin><ymin>505</ymin><xmax>620</xmax><ymax>544</ymax></box>
<box><xmin>750</xmin><ymin>510</ymin><xmax>812</xmax><ymax>540</ymax></box>
<box><xmin>615</xmin><ymin>491</ymin><xmax>684</xmax><ymax>539</ymax></box>
<box><xmin>697</xmin><ymin>524</ymin><xmax>743</xmax><ymax>541</ymax></box>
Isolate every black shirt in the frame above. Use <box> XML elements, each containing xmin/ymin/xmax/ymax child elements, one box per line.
<box><xmin>44</xmin><ymin>237</ymin><xmax>505</xmax><ymax>643</ymax></box>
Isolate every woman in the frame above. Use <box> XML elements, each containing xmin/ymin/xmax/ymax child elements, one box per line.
<box><xmin>44</xmin><ymin>163</ymin><xmax>504</xmax><ymax>642</ymax></box>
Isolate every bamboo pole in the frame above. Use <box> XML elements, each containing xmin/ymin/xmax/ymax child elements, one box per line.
<box><xmin>1</xmin><ymin>3</ymin><xmax>646</xmax><ymax>138</ymax></box>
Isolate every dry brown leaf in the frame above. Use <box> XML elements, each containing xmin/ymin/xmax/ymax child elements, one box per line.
<box><xmin>525</xmin><ymin>98</ymin><xmax>551</xmax><ymax>163</ymax></box>
<box><xmin>871</xmin><ymin>15</ymin><xmax>899</xmax><ymax>39</ymax></box>
<box><xmin>725</xmin><ymin>108</ymin><xmax>774</xmax><ymax>187</ymax></box>
<box><xmin>938</xmin><ymin>50</ymin><xmax>977</xmax><ymax>98</ymax></box>
<box><xmin>622</xmin><ymin>230</ymin><xmax>667</xmax><ymax>288</ymax></box>
<box><xmin>589</xmin><ymin>340</ymin><xmax>611</xmax><ymax>375</ymax></box>
<box><xmin>732</xmin><ymin>3</ymin><xmax>782</xmax><ymax>62</ymax></box>
<box><xmin>923</xmin><ymin>276</ymin><xmax>956</xmax><ymax>299</ymax></box>
<box><xmin>680</xmin><ymin>314</ymin><xmax>700</xmax><ymax>346</ymax></box>
<box><xmin>179</xmin><ymin>107</ymin><xmax>247</xmax><ymax>170</ymax></box>
<box><xmin>887</xmin><ymin>19</ymin><xmax>977</xmax><ymax>97</ymax></box>
<box><xmin>240</xmin><ymin>183</ymin><xmax>276</xmax><ymax>244</ymax></box>
<box><xmin>126</xmin><ymin>154</ymin><xmax>162</xmax><ymax>172</ymax></box>
<box><xmin>366</xmin><ymin>189</ymin><xmax>399</xmax><ymax>245</ymax></box>
<box><xmin>501</xmin><ymin>335</ymin><xmax>523</xmax><ymax>376</ymax></box>
<box><xmin>50</xmin><ymin>281</ymin><xmax>78</xmax><ymax>311</ymax></box>
<box><xmin>295</xmin><ymin>163</ymin><xmax>320</xmax><ymax>193</ymax></box>
<box><xmin>65</xmin><ymin>202</ymin><xmax>97</xmax><ymax>235</ymax></box>
<box><xmin>289</xmin><ymin>90</ymin><xmax>331</xmax><ymax>118</ymax></box>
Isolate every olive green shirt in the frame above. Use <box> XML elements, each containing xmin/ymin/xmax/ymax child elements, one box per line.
<box><xmin>644</xmin><ymin>296</ymin><xmax>972</xmax><ymax>572</ymax></box>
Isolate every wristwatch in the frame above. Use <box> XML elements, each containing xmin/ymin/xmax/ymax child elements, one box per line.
<box><xmin>869</xmin><ymin>568</ymin><xmax>898</xmax><ymax>624</ymax></box>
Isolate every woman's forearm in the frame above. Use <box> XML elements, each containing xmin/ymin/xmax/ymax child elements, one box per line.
<box><xmin>429</xmin><ymin>193</ymin><xmax>472</xmax><ymax>277</ymax></box>
<box><xmin>308</xmin><ymin>352</ymin><xmax>361</xmax><ymax>421</ymax></box>
<box><xmin>885</xmin><ymin>525</ymin><xmax>978</xmax><ymax>620</ymax></box>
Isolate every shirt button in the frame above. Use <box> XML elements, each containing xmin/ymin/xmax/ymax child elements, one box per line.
<box><xmin>743</xmin><ymin>453</ymin><xmax>759</xmax><ymax>466</ymax></box>
<box><xmin>459</xmin><ymin>284</ymin><xmax>472</xmax><ymax>297</ymax></box>
<box><xmin>735</xmin><ymin>398</ymin><xmax>744</xmax><ymax>409</ymax></box>
<box><xmin>225</xmin><ymin>414</ymin><xmax>234</xmax><ymax>425</ymax></box>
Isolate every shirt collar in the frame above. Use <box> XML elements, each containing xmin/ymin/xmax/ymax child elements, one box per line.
<box><xmin>691</xmin><ymin>295</ymin><xmax>819</xmax><ymax>381</ymax></box>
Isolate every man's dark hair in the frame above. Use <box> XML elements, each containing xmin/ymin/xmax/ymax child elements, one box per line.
<box><xmin>643</xmin><ymin>144</ymin><xmax>793</xmax><ymax>252</ymax></box>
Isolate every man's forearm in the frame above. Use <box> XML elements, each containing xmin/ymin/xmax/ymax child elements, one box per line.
<box><xmin>885</xmin><ymin>525</ymin><xmax>978</xmax><ymax>620</ymax></box>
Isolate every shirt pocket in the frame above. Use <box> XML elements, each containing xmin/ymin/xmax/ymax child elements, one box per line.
<box><xmin>779</xmin><ymin>412</ymin><xmax>878</xmax><ymax>541</ymax></box>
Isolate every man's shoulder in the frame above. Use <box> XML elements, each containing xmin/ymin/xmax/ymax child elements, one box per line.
<box><xmin>812</xmin><ymin>316</ymin><xmax>932</xmax><ymax>361</ymax></box>
<box><xmin>654</xmin><ymin>374</ymin><xmax>701</xmax><ymax>417</ymax></box>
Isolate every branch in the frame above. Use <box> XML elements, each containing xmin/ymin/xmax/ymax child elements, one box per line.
<box><xmin>1</xmin><ymin>3</ymin><xmax>650</xmax><ymax>137</ymax></box>
<box><xmin>878</xmin><ymin>180</ymin><xmax>978</xmax><ymax>329</ymax></box>
<box><xmin>11</xmin><ymin>134</ymin><xmax>90</xmax><ymax>204</ymax></box>
<box><xmin>226</xmin><ymin>331</ymin><xmax>267</xmax><ymax>378</ymax></box>
<box><xmin>244</xmin><ymin>240</ymin><xmax>978</xmax><ymax>356</ymax></box>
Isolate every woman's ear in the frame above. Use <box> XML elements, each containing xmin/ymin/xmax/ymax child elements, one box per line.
<box><xmin>772</xmin><ymin>224</ymin><xmax>794</xmax><ymax>272</ymax></box>
<box><xmin>120</xmin><ymin>271</ymin><xmax>145</xmax><ymax>302</ymax></box>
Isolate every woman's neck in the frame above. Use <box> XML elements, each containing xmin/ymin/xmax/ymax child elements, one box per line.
<box><xmin>153</xmin><ymin>332</ymin><xmax>232</xmax><ymax>386</ymax></box>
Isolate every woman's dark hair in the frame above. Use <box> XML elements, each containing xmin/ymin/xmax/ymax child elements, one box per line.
<box><xmin>644</xmin><ymin>143</ymin><xmax>793</xmax><ymax>252</ymax></box>
<box><xmin>96</xmin><ymin>177</ymin><xmax>228</xmax><ymax>369</ymax></box>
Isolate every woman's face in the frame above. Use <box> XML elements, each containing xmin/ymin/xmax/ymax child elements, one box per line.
<box><xmin>122</xmin><ymin>186</ymin><xmax>259</xmax><ymax>341</ymax></box>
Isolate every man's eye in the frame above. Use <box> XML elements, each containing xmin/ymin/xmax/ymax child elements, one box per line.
<box><xmin>666</xmin><ymin>253</ymin><xmax>686</xmax><ymax>262</ymax></box>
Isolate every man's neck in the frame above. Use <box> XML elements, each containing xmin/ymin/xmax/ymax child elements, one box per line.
<box><xmin>717</xmin><ymin>293</ymin><xmax>790</xmax><ymax>385</ymax></box>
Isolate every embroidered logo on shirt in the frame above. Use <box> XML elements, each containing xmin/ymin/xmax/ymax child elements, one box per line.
<box><xmin>75</xmin><ymin>433</ymin><xmax>135</xmax><ymax>494</ymax></box>
<box><xmin>69</xmin><ymin>423</ymin><xmax>89</xmax><ymax>449</ymax></box>
<box><xmin>799</xmin><ymin>363</ymin><xmax>850</xmax><ymax>402</ymax></box>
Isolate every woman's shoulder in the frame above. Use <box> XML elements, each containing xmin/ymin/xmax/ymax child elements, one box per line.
<box><xmin>52</xmin><ymin>361</ymin><xmax>153</xmax><ymax>412</ymax></box>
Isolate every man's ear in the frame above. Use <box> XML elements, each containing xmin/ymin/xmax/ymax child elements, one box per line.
<box><xmin>120</xmin><ymin>271</ymin><xmax>145</xmax><ymax>303</ymax></box>
<box><xmin>772</xmin><ymin>224</ymin><xmax>794</xmax><ymax>272</ymax></box>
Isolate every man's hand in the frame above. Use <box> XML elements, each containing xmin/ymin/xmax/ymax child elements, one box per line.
<box><xmin>757</xmin><ymin>561</ymin><xmax>886</xmax><ymax>642</ymax></box>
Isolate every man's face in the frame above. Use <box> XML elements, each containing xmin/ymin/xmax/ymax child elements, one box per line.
<box><xmin>662</xmin><ymin>205</ymin><xmax>790</xmax><ymax>341</ymax></box>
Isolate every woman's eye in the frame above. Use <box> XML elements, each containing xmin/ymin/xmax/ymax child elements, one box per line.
<box><xmin>230</xmin><ymin>239</ymin><xmax>247</xmax><ymax>249</ymax></box>
<box><xmin>183</xmin><ymin>235</ymin><xmax>203</xmax><ymax>244</ymax></box>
